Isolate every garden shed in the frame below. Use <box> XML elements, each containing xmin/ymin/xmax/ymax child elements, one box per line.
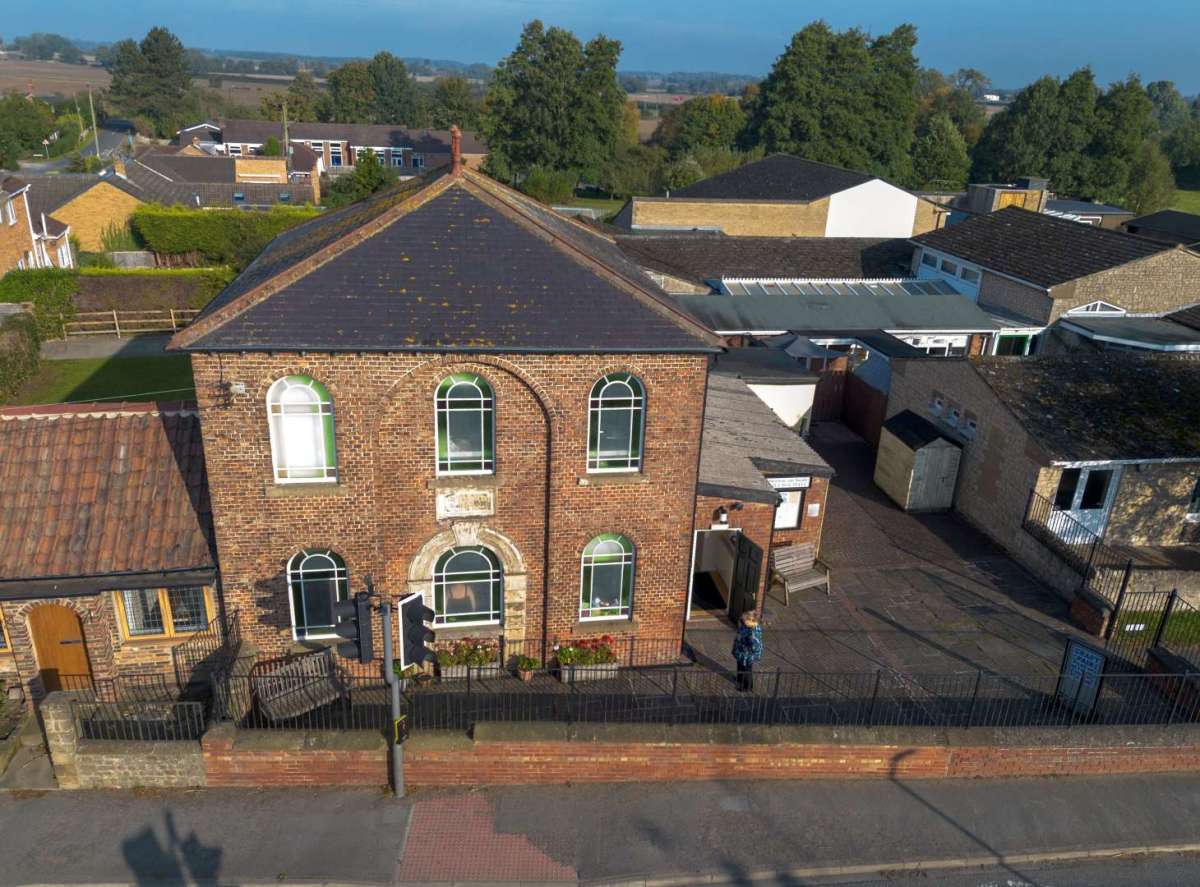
<box><xmin>874</xmin><ymin>410</ymin><xmax>962</xmax><ymax>512</ymax></box>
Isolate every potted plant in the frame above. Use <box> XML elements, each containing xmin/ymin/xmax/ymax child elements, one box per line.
<box><xmin>554</xmin><ymin>635</ymin><xmax>619</xmax><ymax>683</ymax></box>
<box><xmin>392</xmin><ymin>661</ymin><xmax>420</xmax><ymax>690</ymax></box>
<box><xmin>513</xmin><ymin>655</ymin><xmax>539</xmax><ymax>682</ymax></box>
<box><xmin>435</xmin><ymin>638</ymin><xmax>501</xmax><ymax>680</ymax></box>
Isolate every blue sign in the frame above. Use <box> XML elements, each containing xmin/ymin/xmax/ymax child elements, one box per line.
<box><xmin>1057</xmin><ymin>639</ymin><xmax>1107</xmax><ymax>715</ymax></box>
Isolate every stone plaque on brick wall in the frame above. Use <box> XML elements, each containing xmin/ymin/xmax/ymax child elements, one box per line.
<box><xmin>436</xmin><ymin>488</ymin><xmax>495</xmax><ymax>520</ymax></box>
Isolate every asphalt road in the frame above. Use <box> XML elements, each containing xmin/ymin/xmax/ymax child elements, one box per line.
<box><xmin>1</xmin><ymin>774</ymin><xmax>1199</xmax><ymax>884</ymax></box>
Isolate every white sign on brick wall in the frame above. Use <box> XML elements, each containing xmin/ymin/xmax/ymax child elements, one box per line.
<box><xmin>436</xmin><ymin>488</ymin><xmax>495</xmax><ymax>520</ymax></box>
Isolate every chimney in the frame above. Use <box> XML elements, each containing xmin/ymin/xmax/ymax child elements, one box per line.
<box><xmin>450</xmin><ymin>125</ymin><xmax>462</xmax><ymax>175</ymax></box>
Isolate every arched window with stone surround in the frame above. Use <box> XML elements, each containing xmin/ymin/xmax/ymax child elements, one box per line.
<box><xmin>432</xmin><ymin>546</ymin><xmax>503</xmax><ymax>626</ymax></box>
<box><xmin>587</xmin><ymin>373</ymin><xmax>644</xmax><ymax>472</ymax></box>
<box><xmin>435</xmin><ymin>374</ymin><xmax>495</xmax><ymax>475</ymax></box>
<box><xmin>579</xmin><ymin>533</ymin><xmax>635</xmax><ymax>620</ymax></box>
<box><xmin>287</xmin><ymin>549</ymin><xmax>349</xmax><ymax>639</ymax></box>
<box><xmin>267</xmin><ymin>375</ymin><xmax>337</xmax><ymax>483</ymax></box>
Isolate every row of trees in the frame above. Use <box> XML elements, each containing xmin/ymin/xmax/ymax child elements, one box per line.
<box><xmin>6</xmin><ymin>33</ymin><xmax>85</xmax><ymax>64</ymax></box>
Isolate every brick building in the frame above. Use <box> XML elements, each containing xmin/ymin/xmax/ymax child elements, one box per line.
<box><xmin>911</xmin><ymin>207</ymin><xmax>1200</xmax><ymax>356</ymax></box>
<box><xmin>884</xmin><ymin>354</ymin><xmax>1200</xmax><ymax>607</ymax></box>
<box><xmin>0</xmin><ymin>403</ymin><xmax>216</xmax><ymax>700</ymax></box>
<box><xmin>613</xmin><ymin>154</ymin><xmax>949</xmax><ymax>238</ymax></box>
<box><xmin>167</xmin><ymin>150</ymin><xmax>738</xmax><ymax>663</ymax></box>
<box><xmin>0</xmin><ymin>176</ymin><xmax>73</xmax><ymax>273</ymax></box>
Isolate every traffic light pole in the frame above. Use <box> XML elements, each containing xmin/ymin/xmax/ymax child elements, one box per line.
<box><xmin>381</xmin><ymin>596</ymin><xmax>404</xmax><ymax>798</ymax></box>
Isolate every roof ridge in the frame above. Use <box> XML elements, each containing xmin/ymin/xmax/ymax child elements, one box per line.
<box><xmin>0</xmin><ymin>401</ymin><xmax>198</xmax><ymax>421</ymax></box>
<box><xmin>169</xmin><ymin>170</ymin><xmax>455</xmax><ymax>349</ymax></box>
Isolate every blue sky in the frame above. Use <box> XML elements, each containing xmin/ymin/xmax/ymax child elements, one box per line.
<box><xmin>8</xmin><ymin>0</ymin><xmax>1200</xmax><ymax>93</ymax></box>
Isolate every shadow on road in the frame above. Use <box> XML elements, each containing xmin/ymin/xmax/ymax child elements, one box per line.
<box><xmin>121</xmin><ymin>810</ymin><xmax>222</xmax><ymax>885</ymax></box>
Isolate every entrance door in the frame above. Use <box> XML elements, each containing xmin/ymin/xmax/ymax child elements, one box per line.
<box><xmin>1050</xmin><ymin>466</ymin><xmax>1121</xmax><ymax>541</ymax></box>
<box><xmin>29</xmin><ymin>605</ymin><xmax>92</xmax><ymax>692</ymax></box>
<box><xmin>729</xmin><ymin>533</ymin><xmax>763</xmax><ymax>621</ymax></box>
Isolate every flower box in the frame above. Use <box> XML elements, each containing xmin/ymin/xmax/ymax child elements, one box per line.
<box><xmin>558</xmin><ymin>662</ymin><xmax>621</xmax><ymax>683</ymax></box>
<box><xmin>438</xmin><ymin>664</ymin><xmax>501</xmax><ymax>681</ymax></box>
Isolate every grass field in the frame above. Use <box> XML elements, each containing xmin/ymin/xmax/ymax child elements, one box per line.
<box><xmin>0</xmin><ymin>58</ymin><xmax>111</xmax><ymax>96</ymax></box>
<box><xmin>11</xmin><ymin>356</ymin><xmax>195</xmax><ymax>406</ymax></box>
<box><xmin>1171</xmin><ymin>189</ymin><xmax>1200</xmax><ymax>214</ymax></box>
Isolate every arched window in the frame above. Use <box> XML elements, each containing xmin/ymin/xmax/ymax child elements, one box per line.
<box><xmin>435</xmin><ymin>374</ymin><xmax>494</xmax><ymax>475</ymax></box>
<box><xmin>588</xmin><ymin>373</ymin><xmax>644</xmax><ymax>472</ymax></box>
<box><xmin>287</xmin><ymin>549</ymin><xmax>348</xmax><ymax>639</ymax></box>
<box><xmin>580</xmin><ymin>533</ymin><xmax>635</xmax><ymax>620</ymax></box>
<box><xmin>432</xmin><ymin>546</ymin><xmax>503</xmax><ymax>626</ymax></box>
<box><xmin>267</xmin><ymin>376</ymin><xmax>337</xmax><ymax>483</ymax></box>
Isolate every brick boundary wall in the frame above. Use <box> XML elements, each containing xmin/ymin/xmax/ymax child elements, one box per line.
<box><xmin>201</xmin><ymin>724</ymin><xmax>388</xmax><ymax>788</ymax></box>
<box><xmin>402</xmin><ymin>723</ymin><xmax>1200</xmax><ymax>788</ymax></box>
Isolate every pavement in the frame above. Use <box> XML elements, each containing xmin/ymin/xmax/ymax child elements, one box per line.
<box><xmin>689</xmin><ymin>423</ymin><xmax>1085</xmax><ymax>679</ymax></box>
<box><xmin>41</xmin><ymin>334</ymin><xmax>173</xmax><ymax>360</ymax></box>
<box><xmin>2</xmin><ymin>774</ymin><xmax>1200</xmax><ymax>884</ymax></box>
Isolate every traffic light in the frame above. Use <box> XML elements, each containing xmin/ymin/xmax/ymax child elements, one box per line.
<box><xmin>398</xmin><ymin>593</ymin><xmax>436</xmax><ymax>669</ymax></box>
<box><xmin>334</xmin><ymin>591</ymin><xmax>374</xmax><ymax>663</ymax></box>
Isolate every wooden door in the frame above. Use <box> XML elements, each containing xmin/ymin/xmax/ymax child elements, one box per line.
<box><xmin>29</xmin><ymin>605</ymin><xmax>92</xmax><ymax>692</ymax></box>
<box><xmin>729</xmin><ymin>533</ymin><xmax>763</xmax><ymax>621</ymax></box>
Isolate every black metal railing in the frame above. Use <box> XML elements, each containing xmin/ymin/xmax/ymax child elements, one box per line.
<box><xmin>57</xmin><ymin>673</ymin><xmax>176</xmax><ymax>702</ymax></box>
<box><xmin>1024</xmin><ymin>489</ymin><xmax>1132</xmax><ymax>605</ymax></box>
<box><xmin>212</xmin><ymin>664</ymin><xmax>1200</xmax><ymax>735</ymax></box>
<box><xmin>171</xmin><ymin>610</ymin><xmax>242</xmax><ymax>693</ymax></box>
<box><xmin>1162</xmin><ymin>594</ymin><xmax>1200</xmax><ymax>668</ymax></box>
<box><xmin>71</xmin><ymin>698</ymin><xmax>207</xmax><ymax>741</ymax></box>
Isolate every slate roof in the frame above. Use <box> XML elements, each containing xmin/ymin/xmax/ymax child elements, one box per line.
<box><xmin>670</xmin><ymin>154</ymin><xmax>874</xmax><ymax>202</ymax></box>
<box><xmin>699</xmin><ymin>373</ymin><xmax>832</xmax><ymax>502</ymax></box>
<box><xmin>912</xmin><ymin>207</ymin><xmax>1173</xmax><ymax>289</ymax></box>
<box><xmin>970</xmin><ymin>355</ymin><xmax>1200</xmax><ymax>462</ymax></box>
<box><xmin>291</xmin><ymin>142</ymin><xmax>319</xmax><ymax>173</ymax></box>
<box><xmin>1124</xmin><ymin>210</ymin><xmax>1200</xmax><ymax>245</ymax></box>
<box><xmin>0</xmin><ymin>402</ymin><xmax>215</xmax><ymax>590</ymax></box>
<box><xmin>173</xmin><ymin>168</ymin><xmax>720</xmax><ymax>354</ymax></box>
<box><xmin>1</xmin><ymin>176</ymin><xmax>28</xmax><ymax>197</ymax></box>
<box><xmin>615</xmin><ymin>235</ymin><xmax>913</xmax><ymax>286</ymax></box>
<box><xmin>20</xmin><ymin>174</ymin><xmax>126</xmax><ymax>218</ymax></box>
<box><xmin>219</xmin><ymin>119</ymin><xmax>487</xmax><ymax>154</ymax></box>
<box><xmin>133</xmin><ymin>151</ymin><xmax>237</xmax><ymax>183</ymax></box>
<box><xmin>710</xmin><ymin>347</ymin><xmax>817</xmax><ymax>383</ymax></box>
<box><xmin>120</xmin><ymin>163</ymin><xmax>312</xmax><ymax>207</ymax></box>
<box><xmin>1059</xmin><ymin>315</ymin><xmax>1200</xmax><ymax>350</ymax></box>
<box><xmin>670</xmin><ymin>289</ymin><xmax>996</xmax><ymax>334</ymax></box>
<box><xmin>1168</xmin><ymin>304</ymin><xmax>1200</xmax><ymax>332</ymax></box>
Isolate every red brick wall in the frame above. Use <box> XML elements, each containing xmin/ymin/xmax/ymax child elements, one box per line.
<box><xmin>191</xmin><ymin>351</ymin><xmax>708</xmax><ymax>660</ymax></box>
<box><xmin>0</xmin><ymin>191</ymin><xmax>36</xmax><ymax>275</ymax></box>
<box><xmin>202</xmin><ymin>726</ymin><xmax>387</xmax><ymax>787</ymax></box>
<box><xmin>770</xmin><ymin>476</ymin><xmax>829</xmax><ymax>558</ymax></box>
<box><xmin>693</xmin><ymin>495</ymin><xmax>775</xmax><ymax>612</ymax></box>
<box><xmin>403</xmin><ymin>737</ymin><xmax>1200</xmax><ymax>787</ymax></box>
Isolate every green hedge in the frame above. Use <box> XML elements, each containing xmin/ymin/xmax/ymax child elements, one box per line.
<box><xmin>0</xmin><ymin>269</ymin><xmax>77</xmax><ymax>339</ymax></box>
<box><xmin>0</xmin><ymin>313</ymin><xmax>42</xmax><ymax>402</ymax></box>
<box><xmin>131</xmin><ymin>204</ymin><xmax>322</xmax><ymax>268</ymax></box>
<box><xmin>77</xmin><ymin>268</ymin><xmax>236</xmax><ymax>310</ymax></box>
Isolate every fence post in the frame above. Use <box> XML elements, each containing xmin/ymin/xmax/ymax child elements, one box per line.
<box><xmin>867</xmin><ymin>670</ymin><xmax>882</xmax><ymax>727</ymax></box>
<box><xmin>1105</xmin><ymin>561</ymin><xmax>1134</xmax><ymax>641</ymax></box>
<box><xmin>170</xmin><ymin>308</ymin><xmax>177</xmax><ymax>331</ymax></box>
<box><xmin>112</xmin><ymin>309</ymin><xmax>121</xmax><ymax>338</ymax></box>
<box><xmin>967</xmin><ymin>670</ymin><xmax>982</xmax><ymax>728</ymax></box>
<box><xmin>1152</xmin><ymin>589</ymin><xmax>1179</xmax><ymax>650</ymax></box>
<box><xmin>60</xmin><ymin>312</ymin><xmax>67</xmax><ymax>338</ymax></box>
<box><xmin>771</xmin><ymin>670</ymin><xmax>782</xmax><ymax>726</ymax></box>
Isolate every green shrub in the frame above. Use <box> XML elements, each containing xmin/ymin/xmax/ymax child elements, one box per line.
<box><xmin>0</xmin><ymin>269</ymin><xmax>78</xmax><ymax>339</ymax></box>
<box><xmin>131</xmin><ymin>204</ymin><xmax>322</xmax><ymax>269</ymax></box>
<box><xmin>77</xmin><ymin>267</ymin><xmax>235</xmax><ymax>310</ymax></box>
<box><xmin>100</xmin><ymin>221</ymin><xmax>142</xmax><ymax>252</ymax></box>
<box><xmin>0</xmin><ymin>313</ymin><xmax>42</xmax><ymax>402</ymax></box>
<box><xmin>518</xmin><ymin>167</ymin><xmax>578</xmax><ymax>205</ymax></box>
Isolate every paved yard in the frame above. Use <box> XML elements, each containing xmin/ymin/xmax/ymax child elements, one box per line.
<box><xmin>689</xmin><ymin>423</ymin><xmax>1086</xmax><ymax>678</ymax></box>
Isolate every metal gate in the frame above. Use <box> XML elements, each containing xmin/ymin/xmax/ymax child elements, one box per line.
<box><xmin>729</xmin><ymin>533</ymin><xmax>763</xmax><ymax>621</ymax></box>
<box><xmin>1105</xmin><ymin>590</ymin><xmax>1174</xmax><ymax>671</ymax></box>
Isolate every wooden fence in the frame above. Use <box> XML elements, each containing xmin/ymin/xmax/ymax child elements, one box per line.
<box><xmin>60</xmin><ymin>309</ymin><xmax>200</xmax><ymax>338</ymax></box>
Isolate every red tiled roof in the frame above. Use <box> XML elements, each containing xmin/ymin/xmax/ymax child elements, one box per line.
<box><xmin>0</xmin><ymin>402</ymin><xmax>214</xmax><ymax>583</ymax></box>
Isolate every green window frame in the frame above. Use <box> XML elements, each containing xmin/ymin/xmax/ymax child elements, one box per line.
<box><xmin>435</xmin><ymin>374</ymin><xmax>495</xmax><ymax>475</ymax></box>
<box><xmin>587</xmin><ymin>373</ymin><xmax>645</xmax><ymax>472</ymax></box>
<box><xmin>287</xmin><ymin>549</ymin><xmax>349</xmax><ymax>640</ymax></box>
<box><xmin>433</xmin><ymin>546</ymin><xmax>503</xmax><ymax>626</ymax></box>
<box><xmin>267</xmin><ymin>375</ymin><xmax>337</xmax><ymax>483</ymax></box>
<box><xmin>580</xmin><ymin>533</ymin><xmax>635</xmax><ymax>620</ymax></box>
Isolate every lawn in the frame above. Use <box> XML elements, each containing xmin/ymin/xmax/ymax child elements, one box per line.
<box><xmin>567</xmin><ymin>196</ymin><xmax>626</xmax><ymax>217</ymax></box>
<box><xmin>10</xmin><ymin>356</ymin><xmax>195</xmax><ymax>406</ymax></box>
<box><xmin>1170</xmin><ymin>189</ymin><xmax>1200</xmax><ymax>214</ymax></box>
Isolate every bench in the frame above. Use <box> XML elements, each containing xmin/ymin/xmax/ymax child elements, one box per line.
<box><xmin>770</xmin><ymin>543</ymin><xmax>830</xmax><ymax>605</ymax></box>
<box><xmin>252</xmin><ymin>649</ymin><xmax>345</xmax><ymax>721</ymax></box>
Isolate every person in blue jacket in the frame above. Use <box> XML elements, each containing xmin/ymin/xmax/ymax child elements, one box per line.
<box><xmin>732</xmin><ymin>610</ymin><xmax>763</xmax><ymax>691</ymax></box>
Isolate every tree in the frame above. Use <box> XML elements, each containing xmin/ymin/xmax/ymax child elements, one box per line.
<box><xmin>602</xmin><ymin>144</ymin><xmax>664</xmax><ymax>198</ymax></box>
<box><xmin>13</xmin><ymin>33</ymin><xmax>83</xmax><ymax>64</ymax></box>
<box><xmin>322</xmin><ymin>149</ymin><xmax>394</xmax><ymax>208</ymax></box>
<box><xmin>621</xmin><ymin>100</ymin><xmax>640</xmax><ymax>147</ymax></box>
<box><xmin>261</xmin><ymin>71</ymin><xmax>325</xmax><ymax>122</ymax></box>
<box><xmin>0</xmin><ymin>91</ymin><xmax>57</xmax><ymax>166</ymax></box>
<box><xmin>1165</xmin><ymin>120</ymin><xmax>1200</xmax><ymax>171</ymax></box>
<box><xmin>654</xmin><ymin>95</ymin><xmax>745</xmax><ymax>157</ymax></box>
<box><xmin>953</xmin><ymin>68</ymin><xmax>989</xmax><ymax>97</ymax></box>
<box><xmin>1087</xmin><ymin>76</ymin><xmax>1155</xmax><ymax>204</ymax></box>
<box><xmin>1124</xmin><ymin>140</ymin><xmax>1176</xmax><ymax>213</ymax></box>
<box><xmin>915</xmin><ymin>67</ymin><xmax>987</xmax><ymax>148</ymax></box>
<box><xmin>262</xmin><ymin>137</ymin><xmax>283</xmax><ymax>156</ymax></box>
<box><xmin>662</xmin><ymin>155</ymin><xmax>705</xmax><ymax>190</ymax></box>
<box><xmin>367</xmin><ymin>52</ymin><xmax>422</xmax><ymax>125</ymax></box>
<box><xmin>911</xmin><ymin>112</ymin><xmax>969</xmax><ymax>189</ymax></box>
<box><xmin>325</xmin><ymin>61</ymin><xmax>375</xmax><ymax>123</ymax></box>
<box><xmin>1147</xmin><ymin>81</ymin><xmax>1193</xmax><ymax>133</ymax></box>
<box><xmin>743</xmin><ymin>21</ymin><xmax>918</xmax><ymax>182</ymax></box>
<box><xmin>429</xmin><ymin>76</ymin><xmax>480</xmax><ymax>129</ymax></box>
<box><xmin>107</xmin><ymin>27</ymin><xmax>194</xmax><ymax>137</ymax></box>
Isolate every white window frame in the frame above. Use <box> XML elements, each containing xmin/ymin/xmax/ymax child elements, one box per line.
<box><xmin>56</xmin><ymin>242</ymin><xmax>72</xmax><ymax>268</ymax></box>
<box><xmin>435</xmin><ymin>373</ymin><xmax>495</xmax><ymax>476</ymax></box>
<box><xmin>227</xmin><ymin>144</ymin><xmax>242</xmax><ymax>157</ymax></box>
<box><xmin>432</xmin><ymin>546</ymin><xmax>503</xmax><ymax>627</ymax></box>
<box><xmin>587</xmin><ymin>373</ymin><xmax>646</xmax><ymax>473</ymax></box>
<box><xmin>1067</xmin><ymin>301</ymin><xmax>1126</xmax><ymax>317</ymax></box>
<box><xmin>286</xmin><ymin>549</ymin><xmax>349</xmax><ymax>640</ymax></box>
<box><xmin>579</xmin><ymin>534</ymin><xmax>635</xmax><ymax>621</ymax></box>
<box><xmin>774</xmin><ymin>489</ymin><xmax>804</xmax><ymax>529</ymax></box>
<box><xmin>4</xmin><ymin>200</ymin><xmax>15</xmax><ymax>226</ymax></box>
<box><xmin>920</xmin><ymin>251</ymin><xmax>937</xmax><ymax>268</ymax></box>
<box><xmin>1187</xmin><ymin>478</ymin><xmax>1200</xmax><ymax>522</ymax></box>
<box><xmin>411</xmin><ymin>153</ymin><xmax>425</xmax><ymax>169</ymax></box>
<box><xmin>267</xmin><ymin>375</ymin><xmax>337</xmax><ymax>484</ymax></box>
<box><xmin>391</xmin><ymin>151</ymin><xmax>405</xmax><ymax>168</ymax></box>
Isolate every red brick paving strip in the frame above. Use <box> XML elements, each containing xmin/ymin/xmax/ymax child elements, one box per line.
<box><xmin>397</xmin><ymin>794</ymin><xmax>576</xmax><ymax>882</ymax></box>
